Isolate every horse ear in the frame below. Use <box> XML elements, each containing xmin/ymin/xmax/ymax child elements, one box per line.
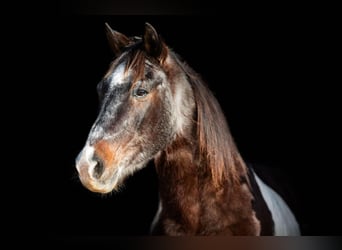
<box><xmin>143</xmin><ymin>23</ymin><xmax>168</xmax><ymax>63</ymax></box>
<box><xmin>105</xmin><ymin>23</ymin><xmax>130</xmax><ymax>56</ymax></box>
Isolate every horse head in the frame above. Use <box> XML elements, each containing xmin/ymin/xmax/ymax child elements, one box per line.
<box><xmin>75</xmin><ymin>23</ymin><xmax>194</xmax><ymax>193</ymax></box>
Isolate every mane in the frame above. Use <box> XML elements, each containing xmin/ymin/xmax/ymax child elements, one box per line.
<box><xmin>108</xmin><ymin>40</ymin><xmax>248</xmax><ymax>187</ymax></box>
<box><xmin>172</xmin><ymin>53</ymin><xmax>248</xmax><ymax>187</ymax></box>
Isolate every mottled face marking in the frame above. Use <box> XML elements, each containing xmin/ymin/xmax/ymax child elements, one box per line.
<box><xmin>75</xmin><ymin>52</ymin><xmax>190</xmax><ymax>193</ymax></box>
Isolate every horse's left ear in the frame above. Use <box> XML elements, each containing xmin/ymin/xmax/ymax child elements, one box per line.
<box><xmin>105</xmin><ymin>22</ymin><xmax>130</xmax><ymax>57</ymax></box>
<box><xmin>143</xmin><ymin>23</ymin><xmax>168</xmax><ymax>63</ymax></box>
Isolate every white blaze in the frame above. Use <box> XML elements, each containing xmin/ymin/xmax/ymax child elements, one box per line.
<box><xmin>109</xmin><ymin>62</ymin><xmax>126</xmax><ymax>87</ymax></box>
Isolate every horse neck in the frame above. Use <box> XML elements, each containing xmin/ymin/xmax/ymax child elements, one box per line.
<box><xmin>154</xmin><ymin>131</ymin><xmax>248</xmax><ymax>199</ymax></box>
<box><xmin>155</xmin><ymin>55</ymin><xmax>251</xmax><ymax>200</ymax></box>
<box><xmin>152</xmin><ymin>58</ymin><xmax>259</xmax><ymax>233</ymax></box>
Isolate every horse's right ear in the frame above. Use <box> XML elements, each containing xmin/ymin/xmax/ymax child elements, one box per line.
<box><xmin>105</xmin><ymin>23</ymin><xmax>129</xmax><ymax>56</ymax></box>
<box><xmin>143</xmin><ymin>23</ymin><xmax>168</xmax><ymax>63</ymax></box>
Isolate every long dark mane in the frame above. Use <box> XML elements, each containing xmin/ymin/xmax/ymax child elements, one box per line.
<box><xmin>173</xmin><ymin>54</ymin><xmax>248</xmax><ymax>187</ymax></box>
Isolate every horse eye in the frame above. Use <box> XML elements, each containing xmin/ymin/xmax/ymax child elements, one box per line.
<box><xmin>134</xmin><ymin>88</ymin><xmax>149</xmax><ymax>97</ymax></box>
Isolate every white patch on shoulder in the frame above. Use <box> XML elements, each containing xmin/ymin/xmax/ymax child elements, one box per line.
<box><xmin>109</xmin><ymin>62</ymin><xmax>126</xmax><ymax>87</ymax></box>
<box><xmin>253</xmin><ymin>172</ymin><xmax>301</xmax><ymax>236</ymax></box>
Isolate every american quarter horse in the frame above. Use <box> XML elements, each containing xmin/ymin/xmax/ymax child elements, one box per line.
<box><xmin>75</xmin><ymin>22</ymin><xmax>301</xmax><ymax>236</ymax></box>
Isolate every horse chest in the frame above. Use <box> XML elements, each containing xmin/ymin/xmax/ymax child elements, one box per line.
<box><xmin>155</xmin><ymin>184</ymin><xmax>262</xmax><ymax>235</ymax></box>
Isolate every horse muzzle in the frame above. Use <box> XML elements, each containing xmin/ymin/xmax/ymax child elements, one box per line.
<box><xmin>75</xmin><ymin>145</ymin><xmax>119</xmax><ymax>193</ymax></box>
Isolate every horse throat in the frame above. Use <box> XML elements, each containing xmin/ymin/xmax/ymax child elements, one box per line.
<box><xmin>153</xmin><ymin>135</ymin><xmax>262</xmax><ymax>235</ymax></box>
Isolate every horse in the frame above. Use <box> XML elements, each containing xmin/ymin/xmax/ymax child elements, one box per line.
<box><xmin>75</xmin><ymin>22</ymin><xmax>301</xmax><ymax>236</ymax></box>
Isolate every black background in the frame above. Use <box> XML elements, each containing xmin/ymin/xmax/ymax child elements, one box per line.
<box><xmin>21</xmin><ymin>1</ymin><xmax>339</xmax><ymax>242</ymax></box>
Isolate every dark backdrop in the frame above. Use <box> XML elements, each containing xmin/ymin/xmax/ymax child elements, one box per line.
<box><xmin>42</xmin><ymin>10</ymin><xmax>340</xmax><ymax>240</ymax></box>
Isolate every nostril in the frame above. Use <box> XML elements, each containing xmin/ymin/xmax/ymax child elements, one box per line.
<box><xmin>93</xmin><ymin>160</ymin><xmax>104</xmax><ymax>179</ymax></box>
